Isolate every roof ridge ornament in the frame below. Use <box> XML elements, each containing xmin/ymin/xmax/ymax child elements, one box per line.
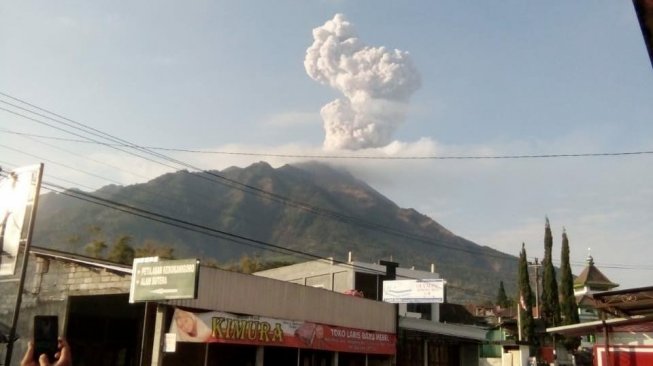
<box><xmin>586</xmin><ymin>247</ymin><xmax>594</xmax><ymax>266</ymax></box>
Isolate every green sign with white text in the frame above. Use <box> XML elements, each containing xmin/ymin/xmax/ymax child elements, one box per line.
<box><xmin>132</xmin><ymin>258</ymin><xmax>199</xmax><ymax>302</ymax></box>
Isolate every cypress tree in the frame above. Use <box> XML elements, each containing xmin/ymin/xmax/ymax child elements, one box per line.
<box><xmin>496</xmin><ymin>280</ymin><xmax>510</xmax><ymax>308</ymax></box>
<box><xmin>560</xmin><ymin>228</ymin><xmax>581</xmax><ymax>349</ymax></box>
<box><xmin>541</xmin><ymin>217</ymin><xmax>561</xmax><ymax>328</ymax></box>
<box><xmin>518</xmin><ymin>243</ymin><xmax>535</xmax><ymax>344</ymax></box>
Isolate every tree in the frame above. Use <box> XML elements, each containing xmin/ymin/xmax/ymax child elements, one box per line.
<box><xmin>496</xmin><ymin>281</ymin><xmax>510</xmax><ymax>308</ymax></box>
<box><xmin>237</xmin><ymin>254</ymin><xmax>263</xmax><ymax>274</ymax></box>
<box><xmin>559</xmin><ymin>228</ymin><xmax>581</xmax><ymax>350</ymax></box>
<box><xmin>541</xmin><ymin>217</ymin><xmax>561</xmax><ymax>329</ymax></box>
<box><xmin>518</xmin><ymin>243</ymin><xmax>535</xmax><ymax>345</ymax></box>
<box><xmin>134</xmin><ymin>239</ymin><xmax>175</xmax><ymax>260</ymax></box>
<box><xmin>84</xmin><ymin>240</ymin><xmax>107</xmax><ymax>259</ymax></box>
<box><xmin>107</xmin><ymin>235</ymin><xmax>135</xmax><ymax>265</ymax></box>
<box><xmin>82</xmin><ymin>226</ymin><xmax>107</xmax><ymax>259</ymax></box>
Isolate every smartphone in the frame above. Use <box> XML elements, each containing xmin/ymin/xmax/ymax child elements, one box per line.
<box><xmin>33</xmin><ymin>315</ymin><xmax>58</xmax><ymax>362</ymax></box>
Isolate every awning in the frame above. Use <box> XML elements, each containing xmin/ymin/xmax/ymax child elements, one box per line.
<box><xmin>399</xmin><ymin>317</ymin><xmax>487</xmax><ymax>342</ymax></box>
<box><xmin>547</xmin><ymin>315</ymin><xmax>653</xmax><ymax>336</ymax></box>
<box><xmin>592</xmin><ymin>286</ymin><xmax>653</xmax><ymax>318</ymax></box>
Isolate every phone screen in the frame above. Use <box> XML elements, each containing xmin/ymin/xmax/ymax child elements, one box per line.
<box><xmin>33</xmin><ymin>316</ymin><xmax>58</xmax><ymax>362</ymax></box>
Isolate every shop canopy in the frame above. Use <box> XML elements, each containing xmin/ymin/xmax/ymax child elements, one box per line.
<box><xmin>547</xmin><ymin>286</ymin><xmax>653</xmax><ymax>336</ymax></box>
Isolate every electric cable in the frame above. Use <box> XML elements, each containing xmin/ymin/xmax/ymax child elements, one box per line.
<box><xmin>2</xmin><ymin>128</ymin><xmax>653</xmax><ymax>160</ymax></box>
<box><xmin>0</xmin><ymin>102</ymin><xmax>519</xmax><ymax>262</ymax></box>
<box><xmin>5</xmin><ymin>93</ymin><xmax>644</xmax><ymax>271</ymax></box>
<box><xmin>33</xmin><ymin>178</ymin><xmax>453</xmax><ymax>281</ymax></box>
<box><xmin>1</xmin><ymin>170</ymin><xmax>647</xmax><ymax>305</ymax></box>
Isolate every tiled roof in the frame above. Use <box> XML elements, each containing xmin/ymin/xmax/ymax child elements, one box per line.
<box><xmin>574</xmin><ymin>256</ymin><xmax>618</xmax><ymax>291</ymax></box>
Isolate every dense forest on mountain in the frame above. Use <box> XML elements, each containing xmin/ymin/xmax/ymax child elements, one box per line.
<box><xmin>34</xmin><ymin>162</ymin><xmax>518</xmax><ymax>302</ymax></box>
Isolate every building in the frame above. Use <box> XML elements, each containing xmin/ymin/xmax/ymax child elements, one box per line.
<box><xmin>574</xmin><ymin>255</ymin><xmax>619</xmax><ymax>325</ymax></box>
<box><xmin>1</xmin><ymin>248</ymin><xmax>397</xmax><ymax>366</ymax></box>
<box><xmin>548</xmin><ymin>286</ymin><xmax>653</xmax><ymax>366</ymax></box>
<box><xmin>255</xmin><ymin>257</ymin><xmax>488</xmax><ymax>366</ymax></box>
<box><xmin>0</xmin><ymin>247</ymin><xmax>140</xmax><ymax>365</ymax></box>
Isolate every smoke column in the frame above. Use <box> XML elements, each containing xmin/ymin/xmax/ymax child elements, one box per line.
<box><xmin>305</xmin><ymin>14</ymin><xmax>421</xmax><ymax>150</ymax></box>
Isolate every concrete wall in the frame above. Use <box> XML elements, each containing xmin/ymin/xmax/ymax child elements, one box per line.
<box><xmin>479</xmin><ymin>357</ymin><xmax>502</xmax><ymax>366</ymax></box>
<box><xmin>255</xmin><ymin>259</ymin><xmax>355</xmax><ymax>290</ymax></box>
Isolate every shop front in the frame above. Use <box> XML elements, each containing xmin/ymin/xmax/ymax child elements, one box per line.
<box><xmin>145</xmin><ymin>264</ymin><xmax>397</xmax><ymax>366</ymax></box>
<box><xmin>159</xmin><ymin>307</ymin><xmax>396</xmax><ymax>366</ymax></box>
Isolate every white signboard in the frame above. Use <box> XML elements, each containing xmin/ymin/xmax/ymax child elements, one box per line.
<box><xmin>0</xmin><ymin>165</ymin><xmax>42</xmax><ymax>276</ymax></box>
<box><xmin>129</xmin><ymin>256</ymin><xmax>159</xmax><ymax>303</ymax></box>
<box><xmin>164</xmin><ymin>333</ymin><xmax>177</xmax><ymax>352</ymax></box>
<box><xmin>382</xmin><ymin>279</ymin><xmax>444</xmax><ymax>303</ymax></box>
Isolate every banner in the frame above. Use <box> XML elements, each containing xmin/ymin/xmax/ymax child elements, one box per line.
<box><xmin>0</xmin><ymin>165</ymin><xmax>42</xmax><ymax>276</ymax></box>
<box><xmin>169</xmin><ymin>308</ymin><xmax>396</xmax><ymax>355</ymax></box>
<box><xmin>382</xmin><ymin>279</ymin><xmax>444</xmax><ymax>303</ymax></box>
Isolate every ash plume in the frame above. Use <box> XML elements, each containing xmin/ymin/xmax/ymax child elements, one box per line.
<box><xmin>305</xmin><ymin>14</ymin><xmax>421</xmax><ymax>150</ymax></box>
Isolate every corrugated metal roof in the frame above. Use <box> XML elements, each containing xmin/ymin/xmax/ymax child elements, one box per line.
<box><xmin>399</xmin><ymin>317</ymin><xmax>487</xmax><ymax>342</ymax></box>
<box><xmin>167</xmin><ymin>265</ymin><xmax>396</xmax><ymax>333</ymax></box>
<box><xmin>593</xmin><ymin>286</ymin><xmax>653</xmax><ymax>317</ymax></box>
<box><xmin>30</xmin><ymin>246</ymin><xmax>132</xmax><ymax>274</ymax></box>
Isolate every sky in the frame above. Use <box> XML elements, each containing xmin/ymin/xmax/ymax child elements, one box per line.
<box><xmin>1</xmin><ymin>1</ymin><xmax>652</xmax><ymax>289</ymax></box>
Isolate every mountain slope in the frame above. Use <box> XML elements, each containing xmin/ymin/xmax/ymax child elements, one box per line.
<box><xmin>34</xmin><ymin>161</ymin><xmax>518</xmax><ymax>302</ymax></box>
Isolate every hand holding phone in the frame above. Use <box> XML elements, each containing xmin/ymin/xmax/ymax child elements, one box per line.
<box><xmin>33</xmin><ymin>316</ymin><xmax>58</xmax><ymax>363</ymax></box>
<box><xmin>21</xmin><ymin>336</ymin><xmax>72</xmax><ymax>366</ymax></box>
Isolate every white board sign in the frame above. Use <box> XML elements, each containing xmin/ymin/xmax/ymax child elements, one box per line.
<box><xmin>382</xmin><ymin>279</ymin><xmax>444</xmax><ymax>303</ymax></box>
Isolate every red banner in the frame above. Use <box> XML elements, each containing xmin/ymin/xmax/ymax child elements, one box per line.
<box><xmin>170</xmin><ymin>308</ymin><xmax>396</xmax><ymax>355</ymax></box>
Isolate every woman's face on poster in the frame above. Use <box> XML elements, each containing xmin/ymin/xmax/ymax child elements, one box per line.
<box><xmin>176</xmin><ymin>311</ymin><xmax>197</xmax><ymax>335</ymax></box>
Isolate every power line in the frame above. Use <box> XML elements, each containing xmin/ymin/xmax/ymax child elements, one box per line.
<box><xmin>0</xmin><ymin>150</ymin><xmax>513</xmax><ymax>270</ymax></box>
<box><xmin>24</xmin><ymin>177</ymin><xmax>455</xmax><ymax>282</ymax></box>
<box><xmin>40</xmin><ymin>180</ymin><xmax>497</xmax><ymax>299</ymax></box>
<box><xmin>2</xmin><ymin>128</ymin><xmax>653</xmax><ymax>160</ymax></box>
<box><xmin>4</xmin><ymin>129</ymin><xmax>154</xmax><ymax>182</ymax></box>
<box><xmin>0</xmin><ymin>143</ymin><xmax>125</xmax><ymax>186</ymax></box>
<box><xmin>0</xmin><ymin>159</ymin><xmax>98</xmax><ymax>191</ymax></box>
<box><xmin>0</xmin><ymin>97</ymin><xmax>520</xmax><ymax>263</ymax></box>
<box><xmin>1</xmin><ymin>170</ymin><xmax>648</xmax><ymax>306</ymax></box>
<box><xmin>4</xmin><ymin>93</ymin><xmax>651</xmax><ymax>275</ymax></box>
<box><xmin>4</xmin><ymin>161</ymin><xmax>650</xmax><ymax>277</ymax></box>
<box><xmin>0</xmin><ymin>167</ymin><xmax>509</xmax><ymax>301</ymax></box>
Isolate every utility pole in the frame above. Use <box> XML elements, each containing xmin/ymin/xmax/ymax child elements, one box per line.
<box><xmin>3</xmin><ymin>164</ymin><xmax>44</xmax><ymax>366</ymax></box>
<box><xmin>529</xmin><ymin>258</ymin><xmax>541</xmax><ymax>319</ymax></box>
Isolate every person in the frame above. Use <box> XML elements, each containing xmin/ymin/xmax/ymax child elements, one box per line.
<box><xmin>20</xmin><ymin>337</ymin><xmax>72</xmax><ymax>366</ymax></box>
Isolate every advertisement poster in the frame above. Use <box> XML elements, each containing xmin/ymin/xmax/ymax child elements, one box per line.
<box><xmin>169</xmin><ymin>308</ymin><xmax>396</xmax><ymax>355</ymax></box>
<box><xmin>382</xmin><ymin>279</ymin><xmax>444</xmax><ymax>303</ymax></box>
<box><xmin>0</xmin><ymin>165</ymin><xmax>41</xmax><ymax>276</ymax></box>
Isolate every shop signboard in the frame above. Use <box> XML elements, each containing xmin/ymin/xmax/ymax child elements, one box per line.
<box><xmin>131</xmin><ymin>258</ymin><xmax>199</xmax><ymax>302</ymax></box>
<box><xmin>169</xmin><ymin>308</ymin><xmax>396</xmax><ymax>355</ymax></box>
<box><xmin>382</xmin><ymin>279</ymin><xmax>444</xmax><ymax>303</ymax></box>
